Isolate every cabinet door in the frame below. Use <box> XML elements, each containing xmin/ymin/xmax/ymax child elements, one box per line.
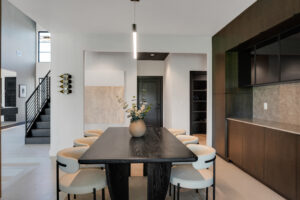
<box><xmin>228</xmin><ymin>121</ymin><xmax>243</xmax><ymax>167</ymax></box>
<box><xmin>214</xmin><ymin>93</ymin><xmax>226</xmax><ymax>158</ymax></box>
<box><xmin>264</xmin><ymin>129</ymin><xmax>297</xmax><ymax>200</ymax></box>
<box><xmin>297</xmin><ymin>137</ymin><xmax>300</xmax><ymax>200</ymax></box>
<box><xmin>242</xmin><ymin>124</ymin><xmax>265</xmax><ymax>181</ymax></box>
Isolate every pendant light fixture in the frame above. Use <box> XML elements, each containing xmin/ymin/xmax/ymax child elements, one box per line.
<box><xmin>131</xmin><ymin>0</ymin><xmax>139</xmax><ymax>59</ymax></box>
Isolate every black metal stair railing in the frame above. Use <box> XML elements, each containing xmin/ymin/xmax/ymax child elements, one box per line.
<box><xmin>25</xmin><ymin>70</ymin><xmax>51</xmax><ymax>135</ymax></box>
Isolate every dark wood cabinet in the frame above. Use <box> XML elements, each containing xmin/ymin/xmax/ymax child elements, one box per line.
<box><xmin>228</xmin><ymin>120</ymin><xmax>265</xmax><ymax>180</ymax></box>
<box><xmin>264</xmin><ymin>129</ymin><xmax>297</xmax><ymax>200</ymax></box>
<box><xmin>242</xmin><ymin>124</ymin><xmax>265</xmax><ymax>180</ymax></box>
<box><xmin>297</xmin><ymin>137</ymin><xmax>300</xmax><ymax>200</ymax></box>
<box><xmin>213</xmin><ymin>93</ymin><xmax>226</xmax><ymax>158</ymax></box>
<box><xmin>228</xmin><ymin>119</ymin><xmax>299</xmax><ymax>200</ymax></box>
<box><xmin>228</xmin><ymin>120</ymin><xmax>243</xmax><ymax>166</ymax></box>
<box><xmin>213</xmin><ymin>0</ymin><xmax>300</xmax><ymax>172</ymax></box>
<box><xmin>261</xmin><ymin>0</ymin><xmax>296</xmax><ymax>31</ymax></box>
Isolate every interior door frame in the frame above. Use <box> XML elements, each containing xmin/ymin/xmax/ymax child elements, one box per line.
<box><xmin>1</xmin><ymin>0</ymin><xmax>3</xmax><ymax>196</ymax></box>
<box><xmin>137</xmin><ymin>76</ymin><xmax>163</xmax><ymax>127</ymax></box>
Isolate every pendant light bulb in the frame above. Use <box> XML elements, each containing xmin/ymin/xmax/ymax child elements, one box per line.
<box><xmin>132</xmin><ymin>24</ymin><xmax>137</xmax><ymax>59</ymax></box>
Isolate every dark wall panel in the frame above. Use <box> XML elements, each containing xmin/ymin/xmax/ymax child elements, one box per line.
<box><xmin>212</xmin><ymin>0</ymin><xmax>300</xmax><ymax>158</ymax></box>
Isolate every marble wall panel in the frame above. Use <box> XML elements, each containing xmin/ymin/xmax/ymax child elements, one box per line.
<box><xmin>85</xmin><ymin>86</ymin><xmax>124</xmax><ymax>124</ymax></box>
<box><xmin>253</xmin><ymin>82</ymin><xmax>300</xmax><ymax>125</ymax></box>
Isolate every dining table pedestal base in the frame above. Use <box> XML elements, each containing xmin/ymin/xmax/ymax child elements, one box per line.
<box><xmin>105</xmin><ymin>162</ymin><xmax>171</xmax><ymax>200</ymax></box>
<box><xmin>147</xmin><ymin>162</ymin><xmax>172</xmax><ymax>200</ymax></box>
<box><xmin>105</xmin><ymin>163</ymin><xmax>130</xmax><ymax>200</ymax></box>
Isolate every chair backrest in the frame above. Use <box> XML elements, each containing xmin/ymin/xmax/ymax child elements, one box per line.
<box><xmin>168</xmin><ymin>128</ymin><xmax>186</xmax><ymax>136</ymax></box>
<box><xmin>176</xmin><ymin>135</ymin><xmax>199</xmax><ymax>145</ymax></box>
<box><xmin>57</xmin><ymin>146</ymin><xmax>88</xmax><ymax>173</ymax></box>
<box><xmin>187</xmin><ymin>144</ymin><xmax>216</xmax><ymax>170</ymax></box>
<box><xmin>74</xmin><ymin>137</ymin><xmax>98</xmax><ymax>147</ymax></box>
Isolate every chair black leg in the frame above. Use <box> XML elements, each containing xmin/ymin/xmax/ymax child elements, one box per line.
<box><xmin>173</xmin><ymin>185</ymin><xmax>176</xmax><ymax>200</ymax></box>
<box><xmin>213</xmin><ymin>159</ymin><xmax>216</xmax><ymax>200</ymax></box>
<box><xmin>102</xmin><ymin>188</ymin><xmax>105</xmax><ymax>200</ymax></box>
<box><xmin>169</xmin><ymin>183</ymin><xmax>172</xmax><ymax>196</ymax></box>
<box><xmin>67</xmin><ymin>194</ymin><xmax>70</xmax><ymax>200</ymax></box>
<box><xmin>177</xmin><ymin>183</ymin><xmax>180</xmax><ymax>200</ymax></box>
<box><xmin>93</xmin><ymin>188</ymin><xmax>96</xmax><ymax>200</ymax></box>
<box><xmin>206</xmin><ymin>188</ymin><xmax>208</xmax><ymax>200</ymax></box>
<box><xmin>74</xmin><ymin>194</ymin><xmax>76</xmax><ymax>199</ymax></box>
<box><xmin>56</xmin><ymin>161</ymin><xmax>60</xmax><ymax>200</ymax></box>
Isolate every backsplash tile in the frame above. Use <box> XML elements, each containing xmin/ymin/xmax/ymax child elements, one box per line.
<box><xmin>253</xmin><ymin>82</ymin><xmax>300</xmax><ymax>126</ymax></box>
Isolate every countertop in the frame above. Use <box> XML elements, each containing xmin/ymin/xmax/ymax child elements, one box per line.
<box><xmin>227</xmin><ymin>117</ymin><xmax>300</xmax><ymax>135</ymax></box>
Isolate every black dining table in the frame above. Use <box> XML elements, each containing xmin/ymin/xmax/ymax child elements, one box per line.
<box><xmin>79</xmin><ymin>127</ymin><xmax>197</xmax><ymax>200</ymax></box>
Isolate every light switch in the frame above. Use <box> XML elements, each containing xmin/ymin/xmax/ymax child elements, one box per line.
<box><xmin>16</xmin><ymin>50</ymin><xmax>22</xmax><ymax>57</ymax></box>
<box><xmin>264</xmin><ymin>102</ymin><xmax>268</xmax><ymax>110</ymax></box>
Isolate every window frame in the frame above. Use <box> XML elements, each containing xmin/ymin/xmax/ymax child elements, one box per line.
<box><xmin>38</xmin><ymin>31</ymin><xmax>51</xmax><ymax>63</ymax></box>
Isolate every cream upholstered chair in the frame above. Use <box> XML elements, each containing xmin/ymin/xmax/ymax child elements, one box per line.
<box><xmin>170</xmin><ymin>144</ymin><xmax>216</xmax><ymax>200</ymax></box>
<box><xmin>74</xmin><ymin>137</ymin><xmax>98</xmax><ymax>147</ymax></box>
<box><xmin>168</xmin><ymin>128</ymin><xmax>186</xmax><ymax>136</ymax></box>
<box><xmin>176</xmin><ymin>135</ymin><xmax>199</xmax><ymax>145</ymax></box>
<box><xmin>56</xmin><ymin>146</ymin><xmax>106</xmax><ymax>200</ymax></box>
<box><xmin>84</xmin><ymin>129</ymin><xmax>104</xmax><ymax>137</ymax></box>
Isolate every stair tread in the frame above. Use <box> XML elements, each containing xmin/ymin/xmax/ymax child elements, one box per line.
<box><xmin>25</xmin><ymin>137</ymin><xmax>50</xmax><ymax>144</ymax></box>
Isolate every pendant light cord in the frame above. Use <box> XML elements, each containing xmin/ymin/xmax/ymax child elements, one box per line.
<box><xmin>133</xmin><ymin>2</ymin><xmax>136</xmax><ymax>24</ymax></box>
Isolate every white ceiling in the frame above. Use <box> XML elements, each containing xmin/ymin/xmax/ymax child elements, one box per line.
<box><xmin>8</xmin><ymin>0</ymin><xmax>256</xmax><ymax>36</ymax></box>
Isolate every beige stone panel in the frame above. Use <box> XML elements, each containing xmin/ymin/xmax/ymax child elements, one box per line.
<box><xmin>279</xmin><ymin>83</ymin><xmax>300</xmax><ymax>125</ymax></box>
<box><xmin>253</xmin><ymin>85</ymin><xmax>280</xmax><ymax>122</ymax></box>
<box><xmin>85</xmin><ymin>86</ymin><xmax>124</xmax><ymax>124</ymax></box>
<box><xmin>253</xmin><ymin>82</ymin><xmax>300</xmax><ymax>126</ymax></box>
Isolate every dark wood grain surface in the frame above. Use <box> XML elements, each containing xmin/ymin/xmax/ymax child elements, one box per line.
<box><xmin>79</xmin><ymin>127</ymin><xmax>197</xmax><ymax>164</ymax></box>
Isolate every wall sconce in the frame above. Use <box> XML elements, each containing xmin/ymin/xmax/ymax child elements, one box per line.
<box><xmin>59</xmin><ymin>73</ymin><xmax>72</xmax><ymax>94</ymax></box>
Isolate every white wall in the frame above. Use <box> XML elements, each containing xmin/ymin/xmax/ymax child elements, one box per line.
<box><xmin>84</xmin><ymin>52</ymin><xmax>136</xmax><ymax>130</ymax></box>
<box><xmin>164</xmin><ymin>54</ymin><xmax>207</xmax><ymax>135</ymax></box>
<box><xmin>50</xmin><ymin>33</ymin><xmax>212</xmax><ymax>156</ymax></box>
<box><xmin>137</xmin><ymin>60</ymin><xmax>165</xmax><ymax>76</ymax></box>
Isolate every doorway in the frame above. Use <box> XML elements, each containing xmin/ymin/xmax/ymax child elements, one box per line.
<box><xmin>137</xmin><ymin>76</ymin><xmax>163</xmax><ymax>127</ymax></box>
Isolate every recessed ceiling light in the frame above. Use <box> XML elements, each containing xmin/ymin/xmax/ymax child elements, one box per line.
<box><xmin>150</xmin><ymin>54</ymin><xmax>155</xmax><ymax>57</ymax></box>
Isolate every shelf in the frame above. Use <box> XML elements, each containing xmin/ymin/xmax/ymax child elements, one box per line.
<box><xmin>193</xmin><ymin>121</ymin><xmax>206</xmax><ymax>123</ymax></box>
<box><xmin>190</xmin><ymin>71</ymin><xmax>207</xmax><ymax>134</ymax></box>
<box><xmin>193</xmin><ymin>89</ymin><xmax>207</xmax><ymax>92</ymax></box>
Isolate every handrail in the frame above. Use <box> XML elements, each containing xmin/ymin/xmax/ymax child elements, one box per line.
<box><xmin>25</xmin><ymin>70</ymin><xmax>51</xmax><ymax>105</ymax></box>
<box><xmin>25</xmin><ymin>70</ymin><xmax>51</xmax><ymax>135</ymax></box>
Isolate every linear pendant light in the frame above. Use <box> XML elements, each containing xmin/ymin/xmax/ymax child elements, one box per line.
<box><xmin>131</xmin><ymin>0</ymin><xmax>139</xmax><ymax>59</ymax></box>
<box><xmin>132</xmin><ymin>24</ymin><xmax>137</xmax><ymax>59</ymax></box>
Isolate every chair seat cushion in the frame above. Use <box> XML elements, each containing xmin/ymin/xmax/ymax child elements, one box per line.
<box><xmin>176</xmin><ymin>135</ymin><xmax>199</xmax><ymax>145</ymax></box>
<box><xmin>60</xmin><ymin>168</ymin><xmax>106</xmax><ymax>194</ymax></box>
<box><xmin>170</xmin><ymin>165</ymin><xmax>213</xmax><ymax>189</ymax></box>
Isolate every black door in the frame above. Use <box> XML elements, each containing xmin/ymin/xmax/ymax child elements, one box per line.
<box><xmin>5</xmin><ymin>77</ymin><xmax>17</xmax><ymax>107</ymax></box>
<box><xmin>137</xmin><ymin>77</ymin><xmax>163</xmax><ymax>127</ymax></box>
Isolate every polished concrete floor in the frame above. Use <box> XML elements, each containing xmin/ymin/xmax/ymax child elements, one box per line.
<box><xmin>2</xmin><ymin>126</ymin><xmax>285</xmax><ymax>200</ymax></box>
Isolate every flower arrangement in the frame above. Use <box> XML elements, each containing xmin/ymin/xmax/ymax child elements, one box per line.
<box><xmin>117</xmin><ymin>95</ymin><xmax>151</xmax><ymax>123</ymax></box>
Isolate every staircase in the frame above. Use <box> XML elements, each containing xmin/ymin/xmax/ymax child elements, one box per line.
<box><xmin>25</xmin><ymin>71</ymin><xmax>51</xmax><ymax>144</ymax></box>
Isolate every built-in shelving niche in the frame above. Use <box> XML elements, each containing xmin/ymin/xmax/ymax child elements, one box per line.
<box><xmin>190</xmin><ymin>71</ymin><xmax>207</xmax><ymax>134</ymax></box>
